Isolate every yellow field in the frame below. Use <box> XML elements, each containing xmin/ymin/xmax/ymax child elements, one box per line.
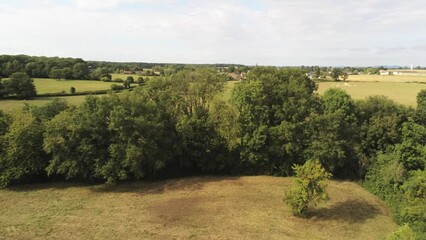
<box><xmin>317</xmin><ymin>82</ymin><xmax>426</xmax><ymax>106</ymax></box>
<box><xmin>0</xmin><ymin>176</ymin><xmax>397</xmax><ymax>239</ymax></box>
<box><xmin>348</xmin><ymin>74</ymin><xmax>426</xmax><ymax>83</ymax></box>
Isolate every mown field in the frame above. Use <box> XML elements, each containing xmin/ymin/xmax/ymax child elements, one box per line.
<box><xmin>347</xmin><ymin>74</ymin><xmax>426</xmax><ymax>83</ymax></box>
<box><xmin>33</xmin><ymin>78</ymin><xmax>115</xmax><ymax>94</ymax></box>
<box><xmin>317</xmin><ymin>81</ymin><xmax>426</xmax><ymax>106</ymax></box>
<box><xmin>0</xmin><ymin>176</ymin><xmax>397</xmax><ymax>239</ymax></box>
<box><xmin>0</xmin><ymin>95</ymin><xmax>95</xmax><ymax>112</ymax></box>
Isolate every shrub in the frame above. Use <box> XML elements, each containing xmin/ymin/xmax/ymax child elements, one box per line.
<box><xmin>111</xmin><ymin>84</ymin><xmax>124</xmax><ymax>91</ymax></box>
<box><xmin>101</xmin><ymin>76</ymin><xmax>111</xmax><ymax>82</ymax></box>
<box><xmin>113</xmin><ymin>78</ymin><xmax>124</xmax><ymax>83</ymax></box>
<box><xmin>386</xmin><ymin>224</ymin><xmax>416</xmax><ymax>240</ymax></box>
<box><xmin>285</xmin><ymin>159</ymin><xmax>332</xmax><ymax>217</ymax></box>
<box><xmin>70</xmin><ymin>87</ymin><xmax>76</xmax><ymax>94</ymax></box>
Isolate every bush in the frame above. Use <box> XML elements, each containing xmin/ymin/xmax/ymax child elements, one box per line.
<box><xmin>285</xmin><ymin>159</ymin><xmax>332</xmax><ymax>217</ymax></box>
<box><xmin>101</xmin><ymin>76</ymin><xmax>111</xmax><ymax>82</ymax></box>
<box><xmin>386</xmin><ymin>224</ymin><xmax>416</xmax><ymax>240</ymax></box>
<box><xmin>70</xmin><ymin>87</ymin><xmax>76</xmax><ymax>94</ymax></box>
<box><xmin>111</xmin><ymin>84</ymin><xmax>124</xmax><ymax>91</ymax></box>
<box><xmin>113</xmin><ymin>78</ymin><xmax>124</xmax><ymax>83</ymax></box>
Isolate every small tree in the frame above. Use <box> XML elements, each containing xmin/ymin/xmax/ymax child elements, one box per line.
<box><xmin>70</xmin><ymin>86</ymin><xmax>76</xmax><ymax>94</ymax></box>
<box><xmin>126</xmin><ymin>76</ymin><xmax>134</xmax><ymax>83</ymax></box>
<box><xmin>285</xmin><ymin>159</ymin><xmax>332</xmax><ymax>217</ymax></box>
<box><xmin>137</xmin><ymin>76</ymin><xmax>145</xmax><ymax>86</ymax></box>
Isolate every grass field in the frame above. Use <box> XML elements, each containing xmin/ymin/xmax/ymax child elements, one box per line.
<box><xmin>111</xmin><ymin>73</ymin><xmax>157</xmax><ymax>81</ymax></box>
<box><xmin>33</xmin><ymin>78</ymin><xmax>114</xmax><ymax>94</ymax></box>
<box><xmin>317</xmin><ymin>82</ymin><xmax>426</xmax><ymax>106</ymax></box>
<box><xmin>348</xmin><ymin>74</ymin><xmax>426</xmax><ymax>83</ymax></box>
<box><xmin>0</xmin><ymin>176</ymin><xmax>397</xmax><ymax>239</ymax></box>
<box><xmin>0</xmin><ymin>95</ymin><xmax>98</xmax><ymax>112</ymax></box>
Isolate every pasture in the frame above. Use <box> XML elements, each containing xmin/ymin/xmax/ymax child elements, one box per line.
<box><xmin>0</xmin><ymin>95</ymin><xmax>96</xmax><ymax>112</ymax></box>
<box><xmin>0</xmin><ymin>176</ymin><xmax>397</xmax><ymax>239</ymax></box>
<box><xmin>33</xmin><ymin>78</ymin><xmax>114</xmax><ymax>94</ymax></box>
<box><xmin>317</xmin><ymin>81</ymin><xmax>426</xmax><ymax>106</ymax></box>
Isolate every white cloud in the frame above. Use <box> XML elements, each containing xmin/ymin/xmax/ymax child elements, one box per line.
<box><xmin>0</xmin><ymin>0</ymin><xmax>425</xmax><ymax>66</ymax></box>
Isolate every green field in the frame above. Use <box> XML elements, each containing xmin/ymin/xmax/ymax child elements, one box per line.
<box><xmin>0</xmin><ymin>176</ymin><xmax>396</xmax><ymax>239</ymax></box>
<box><xmin>0</xmin><ymin>95</ymin><xmax>95</xmax><ymax>112</ymax></box>
<box><xmin>111</xmin><ymin>73</ymin><xmax>157</xmax><ymax>81</ymax></box>
<box><xmin>33</xmin><ymin>78</ymin><xmax>114</xmax><ymax>94</ymax></box>
<box><xmin>317</xmin><ymin>82</ymin><xmax>426</xmax><ymax>106</ymax></box>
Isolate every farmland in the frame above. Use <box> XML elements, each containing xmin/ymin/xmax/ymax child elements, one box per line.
<box><xmin>317</xmin><ymin>81</ymin><xmax>426</xmax><ymax>106</ymax></box>
<box><xmin>33</xmin><ymin>78</ymin><xmax>114</xmax><ymax>94</ymax></box>
<box><xmin>347</xmin><ymin>74</ymin><xmax>426</xmax><ymax>83</ymax></box>
<box><xmin>0</xmin><ymin>176</ymin><xmax>397</xmax><ymax>240</ymax></box>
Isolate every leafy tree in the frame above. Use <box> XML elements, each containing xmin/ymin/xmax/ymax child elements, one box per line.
<box><xmin>123</xmin><ymin>79</ymin><xmax>131</xmax><ymax>89</ymax></box>
<box><xmin>3</xmin><ymin>72</ymin><xmax>36</xmax><ymax>99</ymax></box>
<box><xmin>415</xmin><ymin>89</ymin><xmax>426</xmax><ymax>125</ymax></box>
<box><xmin>126</xmin><ymin>76</ymin><xmax>134</xmax><ymax>83</ymax></box>
<box><xmin>330</xmin><ymin>68</ymin><xmax>341</xmax><ymax>81</ymax></box>
<box><xmin>72</xmin><ymin>62</ymin><xmax>89</xmax><ymax>79</ymax></box>
<box><xmin>285</xmin><ymin>159</ymin><xmax>332</xmax><ymax>217</ymax></box>
<box><xmin>137</xmin><ymin>76</ymin><xmax>145</xmax><ymax>86</ymax></box>
<box><xmin>49</xmin><ymin>67</ymin><xmax>64</xmax><ymax>80</ymax></box>
<box><xmin>0</xmin><ymin>111</ymin><xmax>47</xmax><ymax>187</ymax></box>
<box><xmin>231</xmin><ymin>67</ymin><xmax>318</xmax><ymax>174</ymax></box>
<box><xmin>70</xmin><ymin>86</ymin><xmax>76</xmax><ymax>94</ymax></box>
<box><xmin>44</xmin><ymin>96</ymin><xmax>114</xmax><ymax>181</ymax></box>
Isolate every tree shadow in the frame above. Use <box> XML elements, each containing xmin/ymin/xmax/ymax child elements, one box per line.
<box><xmin>307</xmin><ymin>199</ymin><xmax>382</xmax><ymax>223</ymax></box>
<box><xmin>90</xmin><ymin>176</ymin><xmax>241</xmax><ymax>196</ymax></box>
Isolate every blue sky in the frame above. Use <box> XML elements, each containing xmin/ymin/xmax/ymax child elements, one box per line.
<box><xmin>0</xmin><ymin>0</ymin><xmax>426</xmax><ymax>66</ymax></box>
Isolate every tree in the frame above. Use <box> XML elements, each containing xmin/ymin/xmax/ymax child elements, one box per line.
<box><xmin>341</xmin><ymin>72</ymin><xmax>349</xmax><ymax>81</ymax></box>
<box><xmin>49</xmin><ymin>67</ymin><xmax>64</xmax><ymax>80</ymax></box>
<box><xmin>137</xmin><ymin>76</ymin><xmax>145</xmax><ymax>86</ymax></box>
<box><xmin>72</xmin><ymin>62</ymin><xmax>89</xmax><ymax>79</ymax></box>
<box><xmin>0</xmin><ymin>111</ymin><xmax>47</xmax><ymax>187</ymax></box>
<box><xmin>330</xmin><ymin>68</ymin><xmax>341</xmax><ymax>81</ymax></box>
<box><xmin>70</xmin><ymin>86</ymin><xmax>76</xmax><ymax>94</ymax></box>
<box><xmin>285</xmin><ymin>159</ymin><xmax>332</xmax><ymax>217</ymax></box>
<box><xmin>123</xmin><ymin>79</ymin><xmax>131</xmax><ymax>89</ymax></box>
<box><xmin>231</xmin><ymin>67</ymin><xmax>319</xmax><ymax>174</ymax></box>
<box><xmin>126</xmin><ymin>76</ymin><xmax>134</xmax><ymax>83</ymax></box>
<box><xmin>3</xmin><ymin>72</ymin><xmax>37</xmax><ymax>99</ymax></box>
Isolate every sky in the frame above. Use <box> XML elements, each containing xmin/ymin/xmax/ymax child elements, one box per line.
<box><xmin>0</xmin><ymin>0</ymin><xmax>426</xmax><ymax>66</ymax></box>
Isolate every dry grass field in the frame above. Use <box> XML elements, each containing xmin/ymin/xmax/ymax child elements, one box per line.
<box><xmin>347</xmin><ymin>74</ymin><xmax>426</xmax><ymax>83</ymax></box>
<box><xmin>0</xmin><ymin>176</ymin><xmax>397</xmax><ymax>239</ymax></box>
<box><xmin>317</xmin><ymin>81</ymin><xmax>426</xmax><ymax>106</ymax></box>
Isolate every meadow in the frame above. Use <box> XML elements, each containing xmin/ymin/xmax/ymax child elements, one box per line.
<box><xmin>33</xmin><ymin>78</ymin><xmax>114</xmax><ymax>94</ymax></box>
<box><xmin>0</xmin><ymin>176</ymin><xmax>397</xmax><ymax>239</ymax></box>
<box><xmin>317</xmin><ymin>81</ymin><xmax>426</xmax><ymax>106</ymax></box>
<box><xmin>0</xmin><ymin>95</ymin><xmax>94</xmax><ymax>112</ymax></box>
<box><xmin>347</xmin><ymin>74</ymin><xmax>426</xmax><ymax>83</ymax></box>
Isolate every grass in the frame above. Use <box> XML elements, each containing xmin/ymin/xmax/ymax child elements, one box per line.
<box><xmin>348</xmin><ymin>74</ymin><xmax>426</xmax><ymax>83</ymax></box>
<box><xmin>317</xmin><ymin>82</ymin><xmax>426</xmax><ymax>106</ymax></box>
<box><xmin>33</xmin><ymin>78</ymin><xmax>114</xmax><ymax>94</ymax></box>
<box><xmin>111</xmin><ymin>73</ymin><xmax>157</xmax><ymax>81</ymax></box>
<box><xmin>0</xmin><ymin>176</ymin><xmax>397</xmax><ymax>239</ymax></box>
<box><xmin>0</xmin><ymin>95</ymin><xmax>98</xmax><ymax>112</ymax></box>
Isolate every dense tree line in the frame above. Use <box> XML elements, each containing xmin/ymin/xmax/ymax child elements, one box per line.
<box><xmin>0</xmin><ymin>67</ymin><xmax>424</xmax><ymax>237</ymax></box>
<box><xmin>0</xmin><ymin>55</ymin><xmax>89</xmax><ymax>80</ymax></box>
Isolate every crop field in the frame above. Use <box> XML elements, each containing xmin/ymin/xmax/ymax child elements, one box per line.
<box><xmin>0</xmin><ymin>176</ymin><xmax>397</xmax><ymax>239</ymax></box>
<box><xmin>33</xmin><ymin>78</ymin><xmax>114</xmax><ymax>94</ymax></box>
<box><xmin>317</xmin><ymin>81</ymin><xmax>426</xmax><ymax>106</ymax></box>
<box><xmin>347</xmin><ymin>74</ymin><xmax>426</xmax><ymax>83</ymax></box>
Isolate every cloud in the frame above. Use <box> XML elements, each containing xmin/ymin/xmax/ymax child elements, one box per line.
<box><xmin>72</xmin><ymin>0</ymin><xmax>173</xmax><ymax>9</ymax></box>
<box><xmin>0</xmin><ymin>0</ymin><xmax>425</xmax><ymax>66</ymax></box>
